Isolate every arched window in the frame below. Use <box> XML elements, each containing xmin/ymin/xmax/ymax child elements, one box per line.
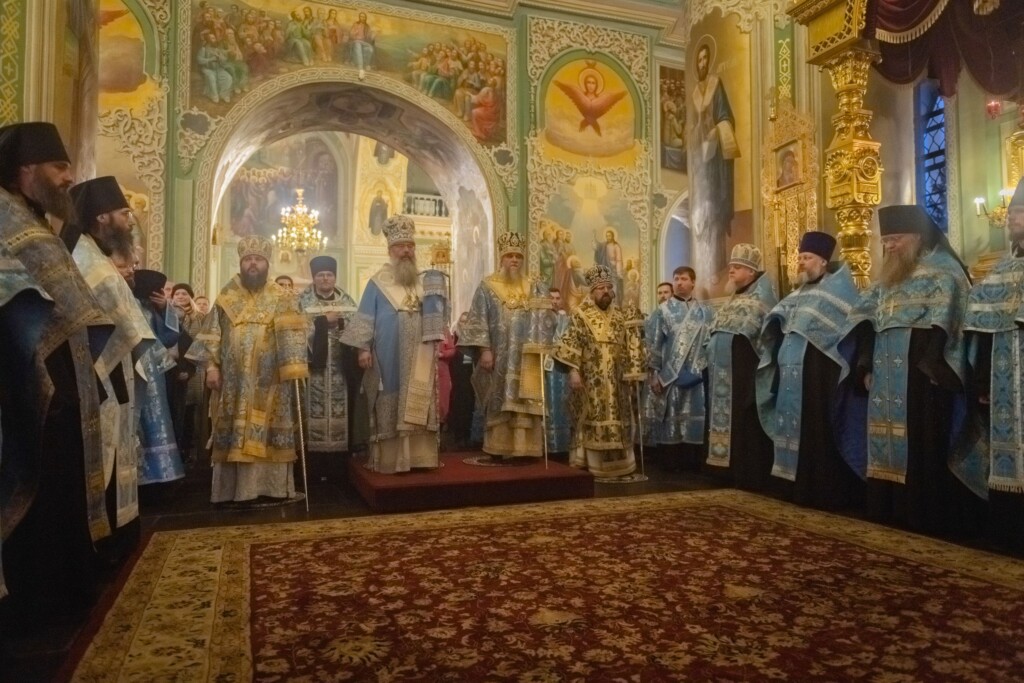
<box><xmin>915</xmin><ymin>80</ymin><xmax>948</xmax><ymax>231</ymax></box>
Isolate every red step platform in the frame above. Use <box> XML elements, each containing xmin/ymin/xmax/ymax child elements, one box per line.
<box><xmin>348</xmin><ymin>452</ymin><xmax>594</xmax><ymax>513</ymax></box>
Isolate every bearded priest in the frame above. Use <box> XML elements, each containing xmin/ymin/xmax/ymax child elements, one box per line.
<box><xmin>186</xmin><ymin>235</ymin><xmax>309</xmax><ymax>503</ymax></box>
<box><xmin>849</xmin><ymin>204</ymin><xmax>984</xmax><ymax>535</ymax></box>
<box><xmin>459</xmin><ymin>231</ymin><xmax>550</xmax><ymax>459</ymax></box>
<box><xmin>340</xmin><ymin>215</ymin><xmax>448</xmax><ymax>473</ymax></box>
<box><xmin>554</xmin><ymin>264</ymin><xmax>646</xmax><ymax>477</ymax></box>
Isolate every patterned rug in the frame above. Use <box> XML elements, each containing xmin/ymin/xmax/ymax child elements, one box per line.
<box><xmin>71</xmin><ymin>491</ymin><xmax>1024</xmax><ymax>682</ymax></box>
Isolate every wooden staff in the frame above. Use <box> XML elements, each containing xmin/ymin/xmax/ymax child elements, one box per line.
<box><xmin>294</xmin><ymin>378</ymin><xmax>310</xmax><ymax>512</ymax></box>
<box><xmin>540</xmin><ymin>352</ymin><xmax>549</xmax><ymax>469</ymax></box>
<box><xmin>634</xmin><ymin>381</ymin><xmax>646</xmax><ymax>477</ymax></box>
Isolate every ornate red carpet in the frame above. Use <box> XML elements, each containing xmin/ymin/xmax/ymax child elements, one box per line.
<box><xmin>72</xmin><ymin>491</ymin><xmax>1024</xmax><ymax>681</ymax></box>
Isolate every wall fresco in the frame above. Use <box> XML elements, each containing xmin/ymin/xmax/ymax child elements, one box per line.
<box><xmin>188</xmin><ymin>1</ymin><xmax>508</xmax><ymax>144</ymax></box>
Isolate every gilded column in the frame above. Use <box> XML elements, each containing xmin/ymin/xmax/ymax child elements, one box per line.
<box><xmin>789</xmin><ymin>0</ymin><xmax>881</xmax><ymax>288</ymax></box>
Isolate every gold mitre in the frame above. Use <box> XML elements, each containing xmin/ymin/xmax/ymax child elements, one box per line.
<box><xmin>382</xmin><ymin>214</ymin><xmax>416</xmax><ymax>246</ymax></box>
<box><xmin>584</xmin><ymin>264</ymin><xmax>614</xmax><ymax>290</ymax></box>
<box><xmin>238</xmin><ymin>234</ymin><xmax>273</xmax><ymax>260</ymax></box>
<box><xmin>496</xmin><ymin>231</ymin><xmax>526</xmax><ymax>257</ymax></box>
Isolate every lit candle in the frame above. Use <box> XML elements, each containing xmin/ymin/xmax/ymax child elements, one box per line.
<box><xmin>974</xmin><ymin>197</ymin><xmax>985</xmax><ymax>216</ymax></box>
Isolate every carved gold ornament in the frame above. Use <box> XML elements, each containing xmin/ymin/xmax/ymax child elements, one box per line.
<box><xmin>789</xmin><ymin>0</ymin><xmax>880</xmax><ymax>288</ymax></box>
<box><xmin>760</xmin><ymin>99</ymin><xmax>820</xmax><ymax>296</ymax></box>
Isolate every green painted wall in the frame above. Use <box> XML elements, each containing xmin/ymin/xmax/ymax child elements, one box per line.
<box><xmin>954</xmin><ymin>73</ymin><xmax>1018</xmax><ymax>264</ymax></box>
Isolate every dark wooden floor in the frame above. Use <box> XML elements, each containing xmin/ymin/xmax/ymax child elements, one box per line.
<box><xmin>0</xmin><ymin>445</ymin><xmax>723</xmax><ymax>682</ymax></box>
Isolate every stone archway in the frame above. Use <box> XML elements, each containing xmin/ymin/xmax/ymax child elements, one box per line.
<box><xmin>190</xmin><ymin>69</ymin><xmax>506</xmax><ymax>315</ymax></box>
<box><xmin>659</xmin><ymin>192</ymin><xmax>690</xmax><ymax>285</ymax></box>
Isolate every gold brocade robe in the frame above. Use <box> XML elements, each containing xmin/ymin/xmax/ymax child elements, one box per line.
<box><xmin>186</xmin><ymin>277</ymin><xmax>308</xmax><ymax>463</ymax></box>
<box><xmin>460</xmin><ymin>274</ymin><xmax>548</xmax><ymax>458</ymax></box>
<box><xmin>554</xmin><ymin>300</ymin><xmax>646</xmax><ymax>471</ymax></box>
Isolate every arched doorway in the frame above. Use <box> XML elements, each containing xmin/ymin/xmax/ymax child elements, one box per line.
<box><xmin>189</xmin><ymin>70</ymin><xmax>508</xmax><ymax>315</ymax></box>
<box><xmin>659</xmin><ymin>193</ymin><xmax>691</xmax><ymax>287</ymax></box>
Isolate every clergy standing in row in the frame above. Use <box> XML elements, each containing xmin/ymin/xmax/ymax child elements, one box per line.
<box><xmin>68</xmin><ymin>178</ymin><xmax>183</xmax><ymax>560</ymax></box>
<box><xmin>646</xmin><ymin>266</ymin><xmax>714</xmax><ymax>471</ymax></box>
<box><xmin>187</xmin><ymin>235</ymin><xmax>309</xmax><ymax>502</ymax></box>
<box><xmin>298</xmin><ymin>255</ymin><xmax>359</xmax><ymax>463</ymax></box>
<box><xmin>757</xmin><ymin>231</ymin><xmax>864</xmax><ymax>509</ymax></box>
<box><xmin>554</xmin><ymin>264</ymin><xmax>646</xmax><ymax>477</ymax></box>
<box><xmin>850</xmin><ymin>205</ymin><xmax>983</xmax><ymax>535</ymax></box>
<box><xmin>66</xmin><ymin>177</ymin><xmax>147</xmax><ymax>540</ymax></box>
<box><xmin>0</xmin><ymin>122</ymin><xmax>115</xmax><ymax>627</ymax></box>
<box><xmin>460</xmin><ymin>232</ymin><xmax>546</xmax><ymax>460</ymax></box>
<box><xmin>966</xmin><ymin>178</ymin><xmax>1024</xmax><ymax>552</ymax></box>
<box><xmin>340</xmin><ymin>215</ymin><xmax>446</xmax><ymax>473</ymax></box>
<box><xmin>706</xmin><ymin>244</ymin><xmax>777</xmax><ymax>489</ymax></box>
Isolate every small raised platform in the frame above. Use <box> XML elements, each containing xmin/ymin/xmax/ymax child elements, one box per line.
<box><xmin>348</xmin><ymin>452</ymin><xmax>594</xmax><ymax>513</ymax></box>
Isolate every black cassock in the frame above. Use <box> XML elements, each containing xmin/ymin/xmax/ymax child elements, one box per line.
<box><xmin>788</xmin><ymin>344</ymin><xmax>864</xmax><ymax>510</ymax></box>
<box><xmin>724</xmin><ymin>335</ymin><xmax>773</xmax><ymax>492</ymax></box>
<box><xmin>858</xmin><ymin>325</ymin><xmax>984</xmax><ymax>536</ymax></box>
<box><xmin>0</xmin><ymin>292</ymin><xmax>117</xmax><ymax>634</ymax></box>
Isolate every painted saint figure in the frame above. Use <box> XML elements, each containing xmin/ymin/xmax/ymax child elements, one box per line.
<box><xmin>688</xmin><ymin>38</ymin><xmax>739</xmax><ymax>285</ymax></box>
<box><xmin>349</xmin><ymin>12</ymin><xmax>375</xmax><ymax>80</ymax></box>
<box><xmin>593</xmin><ymin>227</ymin><xmax>624</xmax><ymax>300</ymax></box>
<box><xmin>368</xmin><ymin>190</ymin><xmax>388</xmax><ymax>235</ymax></box>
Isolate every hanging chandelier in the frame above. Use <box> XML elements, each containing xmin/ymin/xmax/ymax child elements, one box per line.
<box><xmin>275</xmin><ymin>188</ymin><xmax>326</xmax><ymax>253</ymax></box>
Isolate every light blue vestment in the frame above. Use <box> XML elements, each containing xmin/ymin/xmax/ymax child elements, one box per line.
<box><xmin>756</xmin><ymin>265</ymin><xmax>863</xmax><ymax>481</ymax></box>
<box><xmin>646</xmin><ymin>297</ymin><xmax>714</xmax><ymax>445</ymax></box>
<box><xmin>848</xmin><ymin>247</ymin><xmax>982</xmax><ymax>495</ymax></box>
<box><xmin>706</xmin><ymin>274</ymin><xmax>777</xmax><ymax>467</ymax></box>
<box><xmin>965</xmin><ymin>252</ymin><xmax>1024</xmax><ymax>493</ymax></box>
<box><xmin>340</xmin><ymin>265</ymin><xmax>445</xmax><ymax>473</ymax></box>
<box><xmin>545</xmin><ymin>311</ymin><xmax>571</xmax><ymax>452</ymax></box>
<box><xmin>135</xmin><ymin>300</ymin><xmax>185</xmax><ymax>485</ymax></box>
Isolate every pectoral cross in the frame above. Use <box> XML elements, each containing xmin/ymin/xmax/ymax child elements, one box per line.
<box><xmin>402</xmin><ymin>290</ymin><xmax>421</xmax><ymax>311</ymax></box>
<box><xmin>884</xmin><ymin>293</ymin><xmax>897</xmax><ymax>318</ymax></box>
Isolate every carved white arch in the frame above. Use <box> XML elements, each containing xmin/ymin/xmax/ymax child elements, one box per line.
<box><xmin>189</xmin><ymin>67</ymin><xmax>507</xmax><ymax>308</ymax></box>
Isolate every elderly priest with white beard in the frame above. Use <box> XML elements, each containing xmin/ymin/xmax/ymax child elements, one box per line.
<box><xmin>340</xmin><ymin>215</ymin><xmax>448</xmax><ymax>474</ymax></box>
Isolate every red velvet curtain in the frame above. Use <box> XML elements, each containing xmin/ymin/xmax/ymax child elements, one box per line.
<box><xmin>872</xmin><ymin>0</ymin><xmax>947</xmax><ymax>33</ymax></box>
<box><xmin>867</xmin><ymin>0</ymin><xmax>1024</xmax><ymax>98</ymax></box>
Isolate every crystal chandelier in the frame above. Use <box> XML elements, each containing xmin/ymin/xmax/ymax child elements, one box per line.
<box><xmin>275</xmin><ymin>188</ymin><xmax>326</xmax><ymax>253</ymax></box>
